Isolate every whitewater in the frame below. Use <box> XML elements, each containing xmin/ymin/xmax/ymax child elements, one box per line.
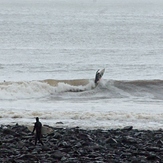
<box><xmin>0</xmin><ymin>0</ymin><xmax>163</xmax><ymax>129</ymax></box>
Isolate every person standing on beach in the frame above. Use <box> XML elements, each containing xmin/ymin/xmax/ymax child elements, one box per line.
<box><xmin>32</xmin><ymin>117</ymin><xmax>44</xmax><ymax>145</ymax></box>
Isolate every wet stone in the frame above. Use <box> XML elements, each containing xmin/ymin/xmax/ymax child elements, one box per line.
<box><xmin>74</xmin><ymin>142</ymin><xmax>82</xmax><ymax>148</ymax></box>
<box><xmin>1</xmin><ymin>124</ymin><xmax>163</xmax><ymax>162</ymax></box>
<box><xmin>123</xmin><ymin>126</ymin><xmax>133</xmax><ymax>131</ymax></box>
<box><xmin>105</xmin><ymin>137</ymin><xmax>118</xmax><ymax>144</ymax></box>
<box><xmin>56</xmin><ymin>121</ymin><xmax>64</xmax><ymax>124</ymax></box>
<box><xmin>53</xmin><ymin>150</ymin><xmax>64</xmax><ymax>159</ymax></box>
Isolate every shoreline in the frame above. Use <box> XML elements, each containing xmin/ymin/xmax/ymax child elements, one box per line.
<box><xmin>1</xmin><ymin>120</ymin><xmax>163</xmax><ymax>131</ymax></box>
<box><xmin>1</xmin><ymin>124</ymin><xmax>163</xmax><ymax>163</ymax></box>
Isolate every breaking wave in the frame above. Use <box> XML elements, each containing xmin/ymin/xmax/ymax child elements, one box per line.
<box><xmin>0</xmin><ymin>79</ymin><xmax>94</xmax><ymax>100</ymax></box>
<box><xmin>0</xmin><ymin>79</ymin><xmax>163</xmax><ymax>100</ymax></box>
<box><xmin>98</xmin><ymin>79</ymin><xmax>163</xmax><ymax>100</ymax></box>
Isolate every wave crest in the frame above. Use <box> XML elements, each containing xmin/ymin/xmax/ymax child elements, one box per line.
<box><xmin>0</xmin><ymin>79</ymin><xmax>163</xmax><ymax>100</ymax></box>
<box><xmin>99</xmin><ymin>79</ymin><xmax>163</xmax><ymax>100</ymax></box>
<box><xmin>0</xmin><ymin>79</ymin><xmax>95</xmax><ymax>100</ymax></box>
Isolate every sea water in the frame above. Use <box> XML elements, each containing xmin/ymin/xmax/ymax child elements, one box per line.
<box><xmin>0</xmin><ymin>0</ymin><xmax>163</xmax><ymax>129</ymax></box>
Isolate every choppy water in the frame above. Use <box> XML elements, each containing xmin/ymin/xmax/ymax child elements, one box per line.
<box><xmin>0</xmin><ymin>0</ymin><xmax>163</xmax><ymax>129</ymax></box>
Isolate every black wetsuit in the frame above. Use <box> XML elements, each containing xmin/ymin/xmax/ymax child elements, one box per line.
<box><xmin>95</xmin><ymin>70</ymin><xmax>101</xmax><ymax>84</ymax></box>
<box><xmin>33</xmin><ymin>120</ymin><xmax>44</xmax><ymax>145</ymax></box>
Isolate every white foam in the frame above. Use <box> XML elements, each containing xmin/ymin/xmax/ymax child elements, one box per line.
<box><xmin>1</xmin><ymin>108</ymin><xmax>163</xmax><ymax>130</ymax></box>
<box><xmin>0</xmin><ymin>80</ymin><xmax>95</xmax><ymax>100</ymax></box>
<box><xmin>0</xmin><ymin>81</ymin><xmax>54</xmax><ymax>100</ymax></box>
<box><xmin>1</xmin><ymin>0</ymin><xmax>163</xmax><ymax>129</ymax></box>
<box><xmin>1</xmin><ymin>79</ymin><xmax>163</xmax><ymax>129</ymax></box>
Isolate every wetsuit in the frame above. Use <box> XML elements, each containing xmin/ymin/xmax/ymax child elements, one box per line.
<box><xmin>32</xmin><ymin>118</ymin><xmax>44</xmax><ymax>145</ymax></box>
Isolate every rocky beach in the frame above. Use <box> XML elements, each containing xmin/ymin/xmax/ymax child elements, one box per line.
<box><xmin>0</xmin><ymin>124</ymin><xmax>163</xmax><ymax>163</ymax></box>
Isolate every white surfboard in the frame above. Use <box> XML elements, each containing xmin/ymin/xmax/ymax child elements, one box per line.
<box><xmin>94</xmin><ymin>68</ymin><xmax>105</xmax><ymax>85</ymax></box>
<box><xmin>27</xmin><ymin>125</ymin><xmax>54</xmax><ymax>135</ymax></box>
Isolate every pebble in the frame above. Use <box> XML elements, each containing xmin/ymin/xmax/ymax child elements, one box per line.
<box><xmin>0</xmin><ymin>125</ymin><xmax>163</xmax><ymax>162</ymax></box>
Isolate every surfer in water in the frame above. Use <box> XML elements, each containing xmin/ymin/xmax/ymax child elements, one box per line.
<box><xmin>94</xmin><ymin>69</ymin><xmax>102</xmax><ymax>85</ymax></box>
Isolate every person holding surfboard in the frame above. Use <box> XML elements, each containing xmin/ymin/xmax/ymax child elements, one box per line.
<box><xmin>32</xmin><ymin>117</ymin><xmax>44</xmax><ymax>146</ymax></box>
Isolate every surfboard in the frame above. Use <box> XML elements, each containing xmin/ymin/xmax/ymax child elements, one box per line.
<box><xmin>94</xmin><ymin>68</ymin><xmax>105</xmax><ymax>85</ymax></box>
<box><xmin>27</xmin><ymin>125</ymin><xmax>54</xmax><ymax>135</ymax></box>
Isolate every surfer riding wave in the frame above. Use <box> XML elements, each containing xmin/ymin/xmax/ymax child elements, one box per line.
<box><xmin>0</xmin><ymin>69</ymin><xmax>105</xmax><ymax>95</ymax></box>
<box><xmin>94</xmin><ymin>69</ymin><xmax>105</xmax><ymax>86</ymax></box>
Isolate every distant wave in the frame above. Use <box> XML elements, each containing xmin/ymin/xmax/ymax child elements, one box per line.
<box><xmin>0</xmin><ymin>79</ymin><xmax>163</xmax><ymax>100</ymax></box>
<box><xmin>109</xmin><ymin>79</ymin><xmax>163</xmax><ymax>91</ymax></box>
<box><xmin>97</xmin><ymin>79</ymin><xmax>163</xmax><ymax>100</ymax></box>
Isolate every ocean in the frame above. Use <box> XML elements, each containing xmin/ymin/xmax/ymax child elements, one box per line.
<box><xmin>0</xmin><ymin>0</ymin><xmax>163</xmax><ymax>129</ymax></box>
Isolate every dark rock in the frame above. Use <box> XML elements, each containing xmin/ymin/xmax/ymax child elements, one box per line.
<box><xmin>134</xmin><ymin>132</ymin><xmax>142</xmax><ymax>137</ymax></box>
<box><xmin>146</xmin><ymin>153</ymin><xmax>160</xmax><ymax>160</ymax></box>
<box><xmin>120</xmin><ymin>152</ymin><xmax>132</xmax><ymax>158</ymax></box>
<box><xmin>58</xmin><ymin>141</ymin><xmax>71</xmax><ymax>148</ymax></box>
<box><xmin>75</xmin><ymin>142</ymin><xmax>82</xmax><ymax>148</ymax></box>
<box><xmin>61</xmin><ymin>156</ymin><xmax>67</xmax><ymax>161</ymax></box>
<box><xmin>0</xmin><ymin>124</ymin><xmax>163</xmax><ymax>163</ymax></box>
<box><xmin>53</xmin><ymin>150</ymin><xmax>64</xmax><ymax>159</ymax></box>
<box><xmin>90</xmin><ymin>143</ymin><xmax>101</xmax><ymax>150</ymax></box>
<box><xmin>122</xmin><ymin>136</ymin><xmax>138</xmax><ymax>144</ymax></box>
<box><xmin>54</xmin><ymin>132</ymin><xmax>62</xmax><ymax>139</ymax></box>
<box><xmin>41</xmin><ymin>146</ymin><xmax>50</xmax><ymax>151</ymax></box>
<box><xmin>56</xmin><ymin>121</ymin><xmax>64</xmax><ymax>124</ymax></box>
<box><xmin>3</xmin><ymin>128</ymin><xmax>15</xmax><ymax>135</ymax></box>
<box><xmin>122</xmin><ymin>126</ymin><xmax>133</xmax><ymax>131</ymax></box>
<box><xmin>105</xmin><ymin>137</ymin><xmax>118</xmax><ymax>144</ymax></box>
<box><xmin>156</xmin><ymin>140</ymin><xmax>163</xmax><ymax>146</ymax></box>
<box><xmin>145</xmin><ymin>146</ymin><xmax>160</xmax><ymax>152</ymax></box>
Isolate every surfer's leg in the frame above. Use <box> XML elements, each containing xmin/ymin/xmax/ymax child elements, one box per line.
<box><xmin>38</xmin><ymin>134</ymin><xmax>44</xmax><ymax>145</ymax></box>
<box><xmin>34</xmin><ymin>135</ymin><xmax>37</xmax><ymax>145</ymax></box>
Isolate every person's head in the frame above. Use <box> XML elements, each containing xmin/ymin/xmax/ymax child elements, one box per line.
<box><xmin>36</xmin><ymin>117</ymin><xmax>39</xmax><ymax>122</ymax></box>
